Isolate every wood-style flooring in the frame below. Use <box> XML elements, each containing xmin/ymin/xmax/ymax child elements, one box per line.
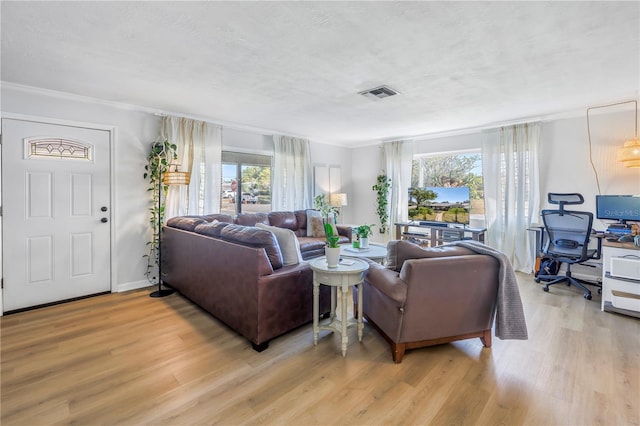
<box><xmin>1</xmin><ymin>272</ymin><xmax>638</xmax><ymax>425</ymax></box>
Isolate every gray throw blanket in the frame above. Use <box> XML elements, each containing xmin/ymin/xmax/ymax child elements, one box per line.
<box><xmin>448</xmin><ymin>240</ymin><xmax>528</xmax><ymax>340</ymax></box>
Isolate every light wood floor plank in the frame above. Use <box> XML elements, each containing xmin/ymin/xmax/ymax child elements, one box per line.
<box><xmin>1</xmin><ymin>273</ymin><xmax>639</xmax><ymax>425</ymax></box>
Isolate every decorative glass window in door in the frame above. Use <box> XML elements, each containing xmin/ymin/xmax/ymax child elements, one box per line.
<box><xmin>25</xmin><ymin>137</ymin><xmax>92</xmax><ymax>161</ymax></box>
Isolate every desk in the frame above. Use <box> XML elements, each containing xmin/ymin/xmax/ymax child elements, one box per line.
<box><xmin>395</xmin><ymin>222</ymin><xmax>486</xmax><ymax>247</ymax></box>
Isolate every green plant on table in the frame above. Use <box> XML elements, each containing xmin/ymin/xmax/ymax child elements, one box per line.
<box><xmin>324</xmin><ymin>223</ymin><xmax>340</xmax><ymax>248</ymax></box>
<box><xmin>355</xmin><ymin>224</ymin><xmax>375</xmax><ymax>239</ymax></box>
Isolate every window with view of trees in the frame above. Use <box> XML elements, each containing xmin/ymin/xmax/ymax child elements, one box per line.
<box><xmin>220</xmin><ymin>152</ymin><xmax>272</xmax><ymax>215</ymax></box>
<box><xmin>411</xmin><ymin>152</ymin><xmax>484</xmax><ymax>219</ymax></box>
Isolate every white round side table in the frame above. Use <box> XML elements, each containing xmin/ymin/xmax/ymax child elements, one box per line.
<box><xmin>309</xmin><ymin>256</ymin><xmax>369</xmax><ymax>356</ymax></box>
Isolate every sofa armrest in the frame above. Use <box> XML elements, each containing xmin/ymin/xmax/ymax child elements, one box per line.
<box><xmin>364</xmin><ymin>261</ymin><xmax>408</xmax><ymax>305</ymax></box>
<box><xmin>336</xmin><ymin>225</ymin><xmax>353</xmax><ymax>242</ymax></box>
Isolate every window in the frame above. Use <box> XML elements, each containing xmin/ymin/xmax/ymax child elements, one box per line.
<box><xmin>220</xmin><ymin>152</ymin><xmax>272</xmax><ymax>215</ymax></box>
<box><xmin>411</xmin><ymin>152</ymin><xmax>484</xmax><ymax>220</ymax></box>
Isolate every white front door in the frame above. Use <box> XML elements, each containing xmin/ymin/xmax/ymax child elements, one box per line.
<box><xmin>2</xmin><ymin>118</ymin><xmax>111</xmax><ymax>312</ymax></box>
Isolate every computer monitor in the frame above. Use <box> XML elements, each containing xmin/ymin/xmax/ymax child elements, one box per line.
<box><xmin>595</xmin><ymin>195</ymin><xmax>640</xmax><ymax>225</ymax></box>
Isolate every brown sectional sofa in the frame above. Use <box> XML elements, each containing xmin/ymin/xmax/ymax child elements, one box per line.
<box><xmin>161</xmin><ymin>210</ymin><xmax>352</xmax><ymax>351</ymax></box>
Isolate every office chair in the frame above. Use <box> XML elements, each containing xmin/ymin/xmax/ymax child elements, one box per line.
<box><xmin>535</xmin><ymin>193</ymin><xmax>602</xmax><ymax>300</ymax></box>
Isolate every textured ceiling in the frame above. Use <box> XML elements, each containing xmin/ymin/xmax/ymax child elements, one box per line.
<box><xmin>1</xmin><ymin>1</ymin><xmax>639</xmax><ymax>146</ymax></box>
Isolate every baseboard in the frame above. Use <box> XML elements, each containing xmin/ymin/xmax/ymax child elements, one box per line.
<box><xmin>116</xmin><ymin>279</ymin><xmax>153</xmax><ymax>293</ymax></box>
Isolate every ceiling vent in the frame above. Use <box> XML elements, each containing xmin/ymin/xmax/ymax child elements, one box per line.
<box><xmin>359</xmin><ymin>85</ymin><xmax>399</xmax><ymax>100</ymax></box>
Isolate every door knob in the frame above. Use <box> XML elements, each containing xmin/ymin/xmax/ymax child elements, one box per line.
<box><xmin>101</xmin><ymin>217</ymin><xmax>108</xmax><ymax>223</ymax></box>
<box><xmin>101</xmin><ymin>206</ymin><xmax>108</xmax><ymax>212</ymax></box>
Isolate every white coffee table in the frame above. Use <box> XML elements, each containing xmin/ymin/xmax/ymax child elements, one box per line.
<box><xmin>340</xmin><ymin>243</ymin><xmax>387</xmax><ymax>263</ymax></box>
<box><xmin>309</xmin><ymin>256</ymin><xmax>369</xmax><ymax>356</ymax></box>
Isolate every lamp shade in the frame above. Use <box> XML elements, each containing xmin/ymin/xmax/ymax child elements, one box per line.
<box><xmin>163</xmin><ymin>170</ymin><xmax>191</xmax><ymax>185</ymax></box>
<box><xmin>618</xmin><ymin>137</ymin><xmax>640</xmax><ymax>168</ymax></box>
<box><xmin>329</xmin><ymin>193</ymin><xmax>348</xmax><ymax>207</ymax></box>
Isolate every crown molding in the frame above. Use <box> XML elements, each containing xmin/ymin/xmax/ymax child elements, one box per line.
<box><xmin>3</xmin><ymin>82</ymin><xmax>637</xmax><ymax>149</ymax></box>
<box><xmin>0</xmin><ymin>82</ymin><xmax>336</xmax><ymax>144</ymax></box>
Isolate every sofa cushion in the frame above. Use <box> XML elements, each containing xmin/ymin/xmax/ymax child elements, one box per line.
<box><xmin>306</xmin><ymin>210</ymin><xmax>322</xmax><ymax>236</ymax></box>
<box><xmin>235</xmin><ymin>212</ymin><xmax>269</xmax><ymax>226</ymax></box>
<box><xmin>293</xmin><ymin>210</ymin><xmax>308</xmax><ymax>237</ymax></box>
<box><xmin>310</xmin><ymin>216</ymin><xmax>325</xmax><ymax>237</ymax></box>
<box><xmin>202</xmin><ymin>213</ymin><xmax>234</xmax><ymax>223</ymax></box>
<box><xmin>256</xmin><ymin>223</ymin><xmax>303</xmax><ymax>266</ymax></box>
<box><xmin>219</xmin><ymin>224</ymin><xmax>283</xmax><ymax>269</ymax></box>
<box><xmin>386</xmin><ymin>240</ymin><xmax>476</xmax><ymax>272</ymax></box>
<box><xmin>194</xmin><ymin>221</ymin><xmax>231</xmax><ymax>238</ymax></box>
<box><xmin>268</xmin><ymin>211</ymin><xmax>298</xmax><ymax>231</ymax></box>
<box><xmin>297</xmin><ymin>237</ymin><xmax>327</xmax><ymax>253</ymax></box>
<box><xmin>309</xmin><ymin>216</ymin><xmax>338</xmax><ymax>238</ymax></box>
<box><xmin>166</xmin><ymin>216</ymin><xmax>207</xmax><ymax>232</ymax></box>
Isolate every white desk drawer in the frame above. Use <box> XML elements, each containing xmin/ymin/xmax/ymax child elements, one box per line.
<box><xmin>610</xmin><ymin>257</ymin><xmax>640</xmax><ymax>281</ymax></box>
<box><xmin>611</xmin><ymin>290</ymin><xmax>640</xmax><ymax>312</ymax></box>
<box><xmin>604</xmin><ymin>276</ymin><xmax>640</xmax><ymax>312</ymax></box>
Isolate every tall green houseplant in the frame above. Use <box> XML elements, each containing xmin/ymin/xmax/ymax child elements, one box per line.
<box><xmin>372</xmin><ymin>174</ymin><xmax>391</xmax><ymax>233</ymax></box>
<box><xmin>143</xmin><ymin>138</ymin><xmax>178</xmax><ymax>283</ymax></box>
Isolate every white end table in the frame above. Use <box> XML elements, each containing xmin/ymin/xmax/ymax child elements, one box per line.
<box><xmin>309</xmin><ymin>256</ymin><xmax>369</xmax><ymax>356</ymax></box>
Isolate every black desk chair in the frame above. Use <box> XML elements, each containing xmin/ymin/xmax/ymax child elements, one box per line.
<box><xmin>535</xmin><ymin>193</ymin><xmax>602</xmax><ymax>300</ymax></box>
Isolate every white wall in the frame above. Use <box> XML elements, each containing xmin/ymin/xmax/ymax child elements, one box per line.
<box><xmin>309</xmin><ymin>142</ymin><xmax>353</xmax><ymax>223</ymax></box>
<box><xmin>2</xmin><ymin>85</ymin><xmax>161</xmax><ymax>293</ymax></box>
<box><xmin>349</xmin><ymin>108</ymin><xmax>640</xmax><ymax>242</ymax></box>
<box><xmin>2</xmin><ymin>84</ymin><xmax>637</xmax><ymax>295</ymax></box>
<box><xmin>223</xmin><ymin>127</ymin><xmax>273</xmax><ymax>154</ymax></box>
<box><xmin>0</xmin><ymin>84</ymin><xmax>350</xmax><ymax>295</ymax></box>
<box><xmin>540</xmin><ymin>110</ymin><xmax>640</xmax><ymax>230</ymax></box>
<box><xmin>347</xmin><ymin>145</ymin><xmax>383</xmax><ymax>241</ymax></box>
<box><xmin>413</xmin><ymin>133</ymin><xmax>481</xmax><ymax>156</ymax></box>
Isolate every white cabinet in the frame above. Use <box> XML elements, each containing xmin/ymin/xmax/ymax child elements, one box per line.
<box><xmin>601</xmin><ymin>242</ymin><xmax>640</xmax><ymax>318</ymax></box>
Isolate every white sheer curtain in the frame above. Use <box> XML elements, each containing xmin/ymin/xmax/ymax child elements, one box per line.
<box><xmin>482</xmin><ymin>122</ymin><xmax>541</xmax><ymax>272</ymax></box>
<box><xmin>272</xmin><ymin>135</ymin><xmax>313</xmax><ymax>211</ymax></box>
<box><xmin>162</xmin><ymin>116</ymin><xmax>222</xmax><ymax>218</ymax></box>
<box><xmin>382</xmin><ymin>140</ymin><xmax>413</xmax><ymax>232</ymax></box>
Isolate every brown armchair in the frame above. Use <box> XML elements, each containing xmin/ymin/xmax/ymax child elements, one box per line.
<box><xmin>355</xmin><ymin>241</ymin><xmax>500</xmax><ymax>363</ymax></box>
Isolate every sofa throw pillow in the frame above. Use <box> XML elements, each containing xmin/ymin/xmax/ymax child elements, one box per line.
<box><xmin>310</xmin><ymin>216</ymin><xmax>325</xmax><ymax>238</ymax></box>
<box><xmin>306</xmin><ymin>210</ymin><xmax>322</xmax><ymax>237</ymax></box>
<box><xmin>310</xmin><ymin>216</ymin><xmax>339</xmax><ymax>239</ymax></box>
<box><xmin>256</xmin><ymin>223</ymin><xmax>303</xmax><ymax>266</ymax></box>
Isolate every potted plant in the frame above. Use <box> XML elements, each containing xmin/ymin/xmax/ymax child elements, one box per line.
<box><xmin>355</xmin><ymin>224</ymin><xmax>375</xmax><ymax>249</ymax></box>
<box><xmin>143</xmin><ymin>138</ymin><xmax>177</xmax><ymax>284</ymax></box>
<box><xmin>314</xmin><ymin>193</ymin><xmax>338</xmax><ymax>222</ymax></box>
<box><xmin>372</xmin><ymin>174</ymin><xmax>391</xmax><ymax>233</ymax></box>
<box><xmin>324</xmin><ymin>222</ymin><xmax>341</xmax><ymax>267</ymax></box>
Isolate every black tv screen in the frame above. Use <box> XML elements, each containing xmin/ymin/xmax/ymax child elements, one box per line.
<box><xmin>596</xmin><ymin>195</ymin><xmax>640</xmax><ymax>224</ymax></box>
<box><xmin>408</xmin><ymin>186</ymin><xmax>470</xmax><ymax>225</ymax></box>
